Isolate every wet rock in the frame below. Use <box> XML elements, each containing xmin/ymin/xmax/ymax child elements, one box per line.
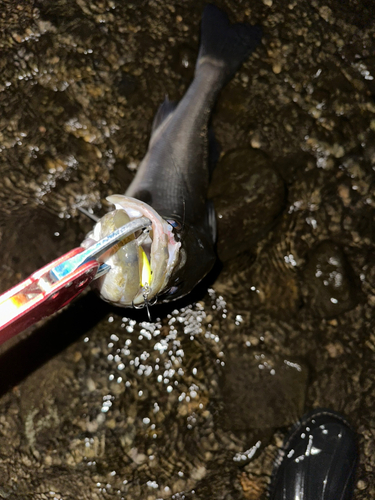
<box><xmin>214</xmin><ymin>244</ymin><xmax>301</xmax><ymax>320</ymax></box>
<box><xmin>221</xmin><ymin>349</ymin><xmax>308</xmax><ymax>431</ymax></box>
<box><xmin>209</xmin><ymin>148</ymin><xmax>285</xmax><ymax>262</ymax></box>
<box><xmin>301</xmin><ymin>240</ymin><xmax>359</xmax><ymax>318</ymax></box>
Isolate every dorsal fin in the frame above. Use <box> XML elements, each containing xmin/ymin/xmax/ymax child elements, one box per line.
<box><xmin>151</xmin><ymin>96</ymin><xmax>178</xmax><ymax>136</ymax></box>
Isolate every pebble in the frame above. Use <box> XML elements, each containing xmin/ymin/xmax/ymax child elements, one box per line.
<box><xmin>301</xmin><ymin>240</ymin><xmax>359</xmax><ymax>318</ymax></box>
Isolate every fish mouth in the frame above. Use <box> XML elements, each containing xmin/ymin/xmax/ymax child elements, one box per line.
<box><xmin>81</xmin><ymin>195</ymin><xmax>181</xmax><ymax>307</ymax></box>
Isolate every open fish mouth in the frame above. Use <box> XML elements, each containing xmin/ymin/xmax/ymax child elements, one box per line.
<box><xmin>81</xmin><ymin>195</ymin><xmax>181</xmax><ymax>306</ymax></box>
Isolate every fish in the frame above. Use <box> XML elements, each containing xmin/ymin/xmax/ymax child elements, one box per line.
<box><xmin>81</xmin><ymin>4</ymin><xmax>262</xmax><ymax>308</ymax></box>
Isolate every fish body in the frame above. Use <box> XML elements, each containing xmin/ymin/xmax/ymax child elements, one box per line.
<box><xmin>82</xmin><ymin>5</ymin><xmax>262</xmax><ymax>307</ymax></box>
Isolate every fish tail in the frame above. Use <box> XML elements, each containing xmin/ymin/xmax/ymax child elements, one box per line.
<box><xmin>196</xmin><ymin>4</ymin><xmax>262</xmax><ymax>82</ymax></box>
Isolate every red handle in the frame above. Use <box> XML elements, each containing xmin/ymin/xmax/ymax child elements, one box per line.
<box><xmin>0</xmin><ymin>248</ymin><xmax>98</xmax><ymax>346</ymax></box>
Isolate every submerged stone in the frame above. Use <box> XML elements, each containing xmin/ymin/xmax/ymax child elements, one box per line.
<box><xmin>220</xmin><ymin>349</ymin><xmax>308</xmax><ymax>431</ymax></box>
<box><xmin>301</xmin><ymin>240</ymin><xmax>359</xmax><ymax>318</ymax></box>
<box><xmin>209</xmin><ymin>148</ymin><xmax>285</xmax><ymax>262</ymax></box>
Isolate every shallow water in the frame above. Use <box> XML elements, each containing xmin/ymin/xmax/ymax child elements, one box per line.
<box><xmin>0</xmin><ymin>0</ymin><xmax>374</xmax><ymax>498</ymax></box>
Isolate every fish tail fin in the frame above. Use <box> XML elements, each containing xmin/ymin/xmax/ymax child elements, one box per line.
<box><xmin>196</xmin><ymin>4</ymin><xmax>262</xmax><ymax>82</ymax></box>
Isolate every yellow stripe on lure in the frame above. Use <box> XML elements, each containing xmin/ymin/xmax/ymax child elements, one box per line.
<box><xmin>138</xmin><ymin>246</ymin><xmax>152</xmax><ymax>289</ymax></box>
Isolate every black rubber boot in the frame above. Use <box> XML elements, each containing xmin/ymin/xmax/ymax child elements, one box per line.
<box><xmin>270</xmin><ymin>408</ymin><xmax>358</xmax><ymax>500</ymax></box>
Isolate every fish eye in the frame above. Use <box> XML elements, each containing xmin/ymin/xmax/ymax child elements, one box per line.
<box><xmin>166</xmin><ymin>219</ymin><xmax>183</xmax><ymax>232</ymax></box>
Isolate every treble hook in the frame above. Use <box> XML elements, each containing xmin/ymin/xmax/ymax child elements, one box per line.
<box><xmin>142</xmin><ymin>285</ymin><xmax>152</xmax><ymax>322</ymax></box>
<box><xmin>132</xmin><ymin>286</ymin><xmax>157</xmax><ymax>322</ymax></box>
